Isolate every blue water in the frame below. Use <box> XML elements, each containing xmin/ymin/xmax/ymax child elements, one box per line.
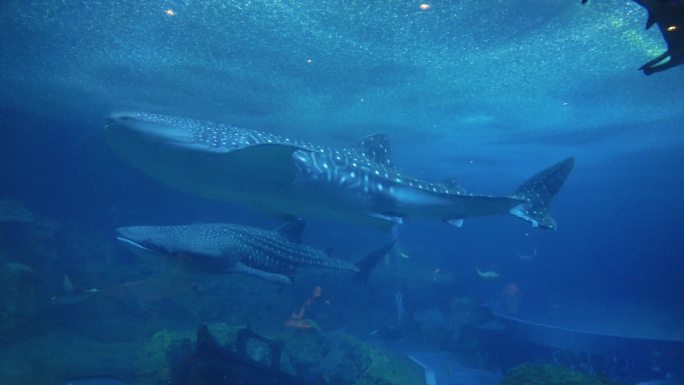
<box><xmin>1</xmin><ymin>1</ymin><xmax>683</xmax><ymax>384</ymax></box>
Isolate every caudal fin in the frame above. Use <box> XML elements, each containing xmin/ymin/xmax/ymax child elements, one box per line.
<box><xmin>354</xmin><ymin>242</ymin><xmax>396</xmax><ymax>281</ymax></box>
<box><xmin>509</xmin><ymin>157</ymin><xmax>575</xmax><ymax>229</ymax></box>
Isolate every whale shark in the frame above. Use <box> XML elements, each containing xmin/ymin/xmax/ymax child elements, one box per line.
<box><xmin>105</xmin><ymin>112</ymin><xmax>574</xmax><ymax>231</ymax></box>
<box><xmin>116</xmin><ymin>220</ymin><xmax>393</xmax><ymax>285</ymax></box>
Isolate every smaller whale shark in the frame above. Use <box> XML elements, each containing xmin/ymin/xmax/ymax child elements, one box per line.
<box><xmin>516</xmin><ymin>247</ymin><xmax>537</xmax><ymax>261</ymax></box>
<box><xmin>116</xmin><ymin>220</ymin><xmax>392</xmax><ymax>285</ymax></box>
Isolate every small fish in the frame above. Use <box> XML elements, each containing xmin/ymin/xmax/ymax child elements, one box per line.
<box><xmin>516</xmin><ymin>247</ymin><xmax>537</xmax><ymax>261</ymax></box>
<box><xmin>64</xmin><ymin>275</ymin><xmax>98</xmax><ymax>294</ymax></box>
<box><xmin>0</xmin><ymin>199</ymin><xmax>34</xmax><ymax>223</ymax></box>
<box><xmin>4</xmin><ymin>261</ymin><xmax>35</xmax><ymax>276</ymax></box>
<box><xmin>432</xmin><ymin>268</ymin><xmax>441</xmax><ymax>281</ymax></box>
<box><xmin>399</xmin><ymin>252</ymin><xmax>410</xmax><ymax>259</ymax></box>
<box><xmin>474</xmin><ymin>263</ymin><xmax>500</xmax><ymax>279</ymax></box>
<box><xmin>394</xmin><ymin>291</ymin><xmax>405</xmax><ymax>322</ymax></box>
<box><xmin>50</xmin><ymin>275</ymin><xmax>100</xmax><ymax>304</ymax></box>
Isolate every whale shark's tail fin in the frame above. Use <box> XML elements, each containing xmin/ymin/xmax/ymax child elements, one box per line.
<box><xmin>509</xmin><ymin>157</ymin><xmax>575</xmax><ymax>229</ymax></box>
<box><xmin>354</xmin><ymin>242</ymin><xmax>396</xmax><ymax>281</ymax></box>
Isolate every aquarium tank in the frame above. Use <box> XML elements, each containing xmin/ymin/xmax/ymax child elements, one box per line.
<box><xmin>0</xmin><ymin>1</ymin><xmax>682</xmax><ymax>385</ymax></box>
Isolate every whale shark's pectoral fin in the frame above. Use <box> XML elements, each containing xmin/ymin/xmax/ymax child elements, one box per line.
<box><xmin>215</xmin><ymin>144</ymin><xmax>306</xmax><ymax>185</ymax></box>
<box><xmin>232</xmin><ymin>262</ymin><xmax>292</xmax><ymax>285</ymax></box>
<box><xmin>510</xmin><ymin>157</ymin><xmax>575</xmax><ymax>230</ymax></box>
<box><xmin>445</xmin><ymin>218</ymin><xmax>465</xmax><ymax>227</ymax></box>
<box><xmin>362</xmin><ymin>213</ymin><xmax>403</xmax><ymax>233</ymax></box>
<box><xmin>368</xmin><ymin>212</ymin><xmax>404</xmax><ymax>225</ymax></box>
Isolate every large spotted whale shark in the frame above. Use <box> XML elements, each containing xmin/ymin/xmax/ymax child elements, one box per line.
<box><xmin>105</xmin><ymin>112</ymin><xmax>574</xmax><ymax>230</ymax></box>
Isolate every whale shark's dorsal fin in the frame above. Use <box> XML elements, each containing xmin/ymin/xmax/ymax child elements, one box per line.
<box><xmin>360</xmin><ymin>134</ymin><xmax>394</xmax><ymax>169</ymax></box>
<box><xmin>63</xmin><ymin>275</ymin><xmax>75</xmax><ymax>293</ymax></box>
<box><xmin>442</xmin><ymin>178</ymin><xmax>467</xmax><ymax>194</ymax></box>
<box><xmin>196</xmin><ymin>324</ymin><xmax>221</xmax><ymax>354</ymax></box>
<box><xmin>275</xmin><ymin>219</ymin><xmax>305</xmax><ymax>243</ymax></box>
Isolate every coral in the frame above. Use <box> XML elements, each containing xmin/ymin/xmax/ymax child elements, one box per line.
<box><xmin>414</xmin><ymin>307</ymin><xmax>452</xmax><ymax>333</ymax></box>
<box><xmin>318</xmin><ymin>334</ymin><xmax>424</xmax><ymax>385</ymax></box>
<box><xmin>267</xmin><ymin>326</ymin><xmax>424</xmax><ymax>385</ymax></box>
<box><xmin>284</xmin><ymin>286</ymin><xmax>324</xmax><ymax>331</ymax></box>
<box><xmin>0</xmin><ymin>200</ymin><xmax>34</xmax><ymax>223</ymax></box>
<box><xmin>0</xmin><ymin>332</ymin><xmax>142</xmax><ymax>385</ymax></box>
<box><xmin>444</xmin><ymin>297</ymin><xmax>493</xmax><ymax>358</ymax></box>
<box><xmin>113</xmin><ymin>323</ymin><xmax>249</xmax><ymax>384</ymax></box>
<box><xmin>144</xmin><ymin>323</ymin><xmax>245</xmax><ymax>362</ymax></box>
<box><xmin>500</xmin><ymin>364</ymin><xmax>623</xmax><ymax>385</ymax></box>
<box><xmin>278</xmin><ymin>328</ymin><xmax>333</xmax><ymax>373</ymax></box>
<box><xmin>0</xmin><ymin>256</ymin><xmax>46</xmax><ymax>344</ymax></box>
<box><xmin>450</xmin><ymin>297</ymin><xmax>486</xmax><ymax>326</ymax></box>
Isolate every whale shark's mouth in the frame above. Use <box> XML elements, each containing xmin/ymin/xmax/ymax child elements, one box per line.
<box><xmin>116</xmin><ymin>236</ymin><xmax>152</xmax><ymax>251</ymax></box>
<box><xmin>105</xmin><ymin>112</ymin><xmax>199</xmax><ymax>149</ymax></box>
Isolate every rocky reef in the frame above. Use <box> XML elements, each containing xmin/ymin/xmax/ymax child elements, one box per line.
<box><xmin>278</xmin><ymin>330</ymin><xmax>424</xmax><ymax>385</ymax></box>
<box><xmin>0</xmin><ymin>321</ymin><xmax>424</xmax><ymax>385</ymax></box>
<box><xmin>0</xmin><ymin>254</ymin><xmax>47</xmax><ymax>345</ymax></box>
<box><xmin>500</xmin><ymin>364</ymin><xmax>623</xmax><ymax>385</ymax></box>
